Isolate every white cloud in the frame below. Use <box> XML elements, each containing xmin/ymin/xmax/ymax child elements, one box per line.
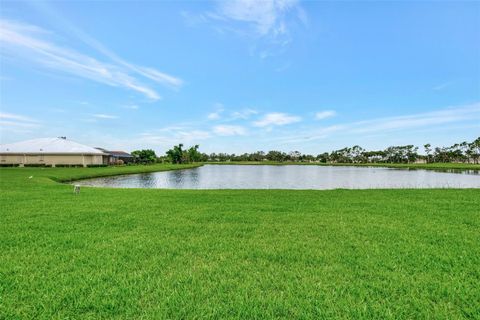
<box><xmin>207</xmin><ymin>103</ymin><xmax>224</xmax><ymax>120</ymax></box>
<box><xmin>278</xmin><ymin>125</ymin><xmax>345</xmax><ymax>144</ymax></box>
<box><xmin>138</xmin><ymin>128</ymin><xmax>211</xmax><ymax>147</ymax></box>
<box><xmin>0</xmin><ymin>19</ymin><xmax>182</xmax><ymax>100</ymax></box>
<box><xmin>217</xmin><ymin>0</ymin><xmax>299</xmax><ymax>37</ymax></box>
<box><xmin>351</xmin><ymin>103</ymin><xmax>480</xmax><ymax>134</ymax></box>
<box><xmin>433</xmin><ymin>81</ymin><xmax>453</xmax><ymax>91</ymax></box>
<box><xmin>0</xmin><ymin>112</ymin><xmax>40</xmax><ymax>134</ymax></box>
<box><xmin>274</xmin><ymin>102</ymin><xmax>480</xmax><ymax>144</ymax></box>
<box><xmin>0</xmin><ymin>120</ymin><xmax>39</xmax><ymax>128</ymax></box>
<box><xmin>123</xmin><ymin>105</ymin><xmax>139</xmax><ymax>110</ymax></box>
<box><xmin>213</xmin><ymin>125</ymin><xmax>247</xmax><ymax>136</ymax></box>
<box><xmin>186</xmin><ymin>0</ymin><xmax>306</xmax><ymax>58</ymax></box>
<box><xmin>92</xmin><ymin>114</ymin><xmax>118</xmax><ymax>119</ymax></box>
<box><xmin>27</xmin><ymin>1</ymin><xmax>184</xmax><ymax>89</ymax></box>
<box><xmin>0</xmin><ymin>112</ymin><xmax>38</xmax><ymax>123</ymax></box>
<box><xmin>208</xmin><ymin>111</ymin><xmax>222</xmax><ymax>120</ymax></box>
<box><xmin>231</xmin><ymin>108</ymin><xmax>258</xmax><ymax>120</ymax></box>
<box><xmin>253</xmin><ymin>112</ymin><xmax>301</xmax><ymax>127</ymax></box>
<box><xmin>315</xmin><ymin>110</ymin><xmax>336</xmax><ymax>120</ymax></box>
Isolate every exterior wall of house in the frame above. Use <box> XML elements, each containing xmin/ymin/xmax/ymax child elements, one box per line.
<box><xmin>0</xmin><ymin>154</ymin><xmax>103</xmax><ymax>166</ymax></box>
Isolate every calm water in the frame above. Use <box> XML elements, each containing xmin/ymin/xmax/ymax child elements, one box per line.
<box><xmin>76</xmin><ymin>165</ymin><xmax>480</xmax><ymax>189</ymax></box>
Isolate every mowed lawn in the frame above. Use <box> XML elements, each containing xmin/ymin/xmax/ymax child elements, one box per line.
<box><xmin>1</xmin><ymin>166</ymin><xmax>479</xmax><ymax>319</ymax></box>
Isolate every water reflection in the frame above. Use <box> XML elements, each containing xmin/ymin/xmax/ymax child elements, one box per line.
<box><xmin>76</xmin><ymin>165</ymin><xmax>480</xmax><ymax>189</ymax></box>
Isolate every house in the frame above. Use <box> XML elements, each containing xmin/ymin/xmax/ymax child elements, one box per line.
<box><xmin>95</xmin><ymin>148</ymin><xmax>134</xmax><ymax>164</ymax></box>
<box><xmin>0</xmin><ymin>137</ymin><xmax>107</xmax><ymax>167</ymax></box>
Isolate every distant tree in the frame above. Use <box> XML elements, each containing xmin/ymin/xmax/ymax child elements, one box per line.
<box><xmin>186</xmin><ymin>145</ymin><xmax>202</xmax><ymax>162</ymax></box>
<box><xmin>131</xmin><ymin>149</ymin><xmax>157</xmax><ymax>164</ymax></box>
<box><xmin>250</xmin><ymin>151</ymin><xmax>266</xmax><ymax>161</ymax></box>
<box><xmin>468</xmin><ymin>137</ymin><xmax>480</xmax><ymax>164</ymax></box>
<box><xmin>159</xmin><ymin>137</ymin><xmax>479</xmax><ymax>165</ymax></box>
<box><xmin>351</xmin><ymin>145</ymin><xmax>365</xmax><ymax>163</ymax></box>
<box><xmin>316</xmin><ymin>152</ymin><xmax>329</xmax><ymax>163</ymax></box>
<box><xmin>266</xmin><ymin>150</ymin><xmax>287</xmax><ymax>162</ymax></box>
<box><xmin>329</xmin><ymin>147</ymin><xmax>352</xmax><ymax>163</ymax></box>
<box><xmin>363</xmin><ymin>150</ymin><xmax>385</xmax><ymax>163</ymax></box>
<box><xmin>424</xmin><ymin>143</ymin><xmax>432</xmax><ymax>163</ymax></box>
<box><xmin>166</xmin><ymin>144</ymin><xmax>184</xmax><ymax>164</ymax></box>
<box><xmin>289</xmin><ymin>151</ymin><xmax>301</xmax><ymax>161</ymax></box>
<box><xmin>217</xmin><ymin>153</ymin><xmax>230</xmax><ymax>162</ymax></box>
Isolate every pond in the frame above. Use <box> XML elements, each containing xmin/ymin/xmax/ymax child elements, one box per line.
<box><xmin>75</xmin><ymin>165</ymin><xmax>480</xmax><ymax>189</ymax></box>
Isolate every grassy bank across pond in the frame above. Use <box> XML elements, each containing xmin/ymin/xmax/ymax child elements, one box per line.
<box><xmin>206</xmin><ymin>161</ymin><xmax>480</xmax><ymax>171</ymax></box>
<box><xmin>1</xmin><ymin>165</ymin><xmax>479</xmax><ymax>319</ymax></box>
<box><xmin>15</xmin><ymin>163</ymin><xmax>203</xmax><ymax>183</ymax></box>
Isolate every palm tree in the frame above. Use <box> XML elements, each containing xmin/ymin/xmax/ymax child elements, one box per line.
<box><xmin>424</xmin><ymin>144</ymin><xmax>431</xmax><ymax>163</ymax></box>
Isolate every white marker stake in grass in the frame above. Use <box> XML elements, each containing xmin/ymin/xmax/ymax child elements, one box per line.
<box><xmin>74</xmin><ymin>185</ymin><xmax>80</xmax><ymax>195</ymax></box>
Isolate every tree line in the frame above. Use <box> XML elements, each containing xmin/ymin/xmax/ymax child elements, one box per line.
<box><xmin>131</xmin><ymin>137</ymin><xmax>480</xmax><ymax>164</ymax></box>
<box><xmin>131</xmin><ymin>144</ymin><xmax>203</xmax><ymax>164</ymax></box>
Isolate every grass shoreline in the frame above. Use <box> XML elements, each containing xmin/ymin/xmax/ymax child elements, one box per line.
<box><xmin>0</xmin><ymin>163</ymin><xmax>203</xmax><ymax>184</ymax></box>
<box><xmin>1</xmin><ymin>165</ymin><xmax>479</xmax><ymax>318</ymax></box>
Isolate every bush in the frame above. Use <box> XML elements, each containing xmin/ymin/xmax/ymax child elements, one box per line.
<box><xmin>86</xmin><ymin>164</ymin><xmax>108</xmax><ymax>168</ymax></box>
<box><xmin>24</xmin><ymin>163</ymin><xmax>46</xmax><ymax>167</ymax></box>
<box><xmin>54</xmin><ymin>164</ymin><xmax>84</xmax><ymax>168</ymax></box>
<box><xmin>0</xmin><ymin>163</ymin><xmax>19</xmax><ymax>167</ymax></box>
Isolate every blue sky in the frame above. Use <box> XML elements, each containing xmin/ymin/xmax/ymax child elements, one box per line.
<box><xmin>0</xmin><ymin>0</ymin><xmax>479</xmax><ymax>154</ymax></box>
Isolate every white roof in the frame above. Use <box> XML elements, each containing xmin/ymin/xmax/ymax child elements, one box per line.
<box><xmin>0</xmin><ymin>138</ymin><xmax>105</xmax><ymax>155</ymax></box>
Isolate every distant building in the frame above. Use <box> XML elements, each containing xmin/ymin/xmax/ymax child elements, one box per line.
<box><xmin>95</xmin><ymin>148</ymin><xmax>133</xmax><ymax>164</ymax></box>
<box><xmin>0</xmin><ymin>137</ymin><xmax>107</xmax><ymax>166</ymax></box>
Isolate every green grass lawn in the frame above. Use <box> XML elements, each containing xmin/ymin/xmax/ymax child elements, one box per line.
<box><xmin>1</xmin><ymin>165</ymin><xmax>479</xmax><ymax>319</ymax></box>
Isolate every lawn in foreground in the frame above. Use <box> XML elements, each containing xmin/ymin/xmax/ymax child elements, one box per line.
<box><xmin>1</xmin><ymin>166</ymin><xmax>479</xmax><ymax>319</ymax></box>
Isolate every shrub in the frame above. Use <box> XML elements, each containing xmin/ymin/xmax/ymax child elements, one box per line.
<box><xmin>24</xmin><ymin>163</ymin><xmax>46</xmax><ymax>167</ymax></box>
<box><xmin>0</xmin><ymin>163</ymin><xmax>19</xmax><ymax>167</ymax></box>
<box><xmin>86</xmin><ymin>164</ymin><xmax>108</xmax><ymax>168</ymax></box>
<box><xmin>54</xmin><ymin>164</ymin><xmax>84</xmax><ymax>168</ymax></box>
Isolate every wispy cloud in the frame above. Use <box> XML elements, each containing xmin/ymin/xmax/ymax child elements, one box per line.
<box><xmin>278</xmin><ymin>125</ymin><xmax>345</xmax><ymax>144</ymax></box>
<box><xmin>207</xmin><ymin>103</ymin><xmax>225</xmax><ymax>120</ymax></box>
<box><xmin>315</xmin><ymin>110</ymin><xmax>336</xmax><ymax>120</ymax></box>
<box><xmin>123</xmin><ymin>105</ymin><xmax>139</xmax><ymax>110</ymax></box>
<box><xmin>253</xmin><ymin>112</ymin><xmax>301</xmax><ymax>127</ymax></box>
<box><xmin>433</xmin><ymin>81</ymin><xmax>453</xmax><ymax>91</ymax></box>
<box><xmin>0</xmin><ymin>19</ymin><xmax>182</xmax><ymax>100</ymax></box>
<box><xmin>207</xmin><ymin>112</ymin><xmax>221</xmax><ymax>120</ymax></box>
<box><xmin>351</xmin><ymin>103</ymin><xmax>480</xmax><ymax>134</ymax></box>
<box><xmin>213</xmin><ymin>125</ymin><xmax>247</xmax><ymax>136</ymax></box>
<box><xmin>0</xmin><ymin>112</ymin><xmax>38</xmax><ymax>123</ymax></box>
<box><xmin>0</xmin><ymin>112</ymin><xmax>40</xmax><ymax>134</ymax></box>
<box><xmin>207</xmin><ymin>110</ymin><xmax>223</xmax><ymax>120</ymax></box>
<box><xmin>231</xmin><ymin>108</ymin><xmax>258</xmax><ymax>120</ymax></box>
<box><xmin>185</xmin><ymin>0</ymin><xmax>306</xmax><ymax>58</ymax></box>
<box><xmin>208</xmin><ymin>106</ymin><xmax>258</xmax><ymax>122</ymax></box>
<box><xmin>28</xmin><ymin>0</ymin><xmax>184</xmax><ymax>90</ymax></box>
<box><xmin>139</xmin><ymin>128</ymin><xmax>211</xmax><ymax>147</ymax></box>
<box><xmin>92</xmin><ymin>114</ymin><xmax>118</xmax><ymax>119</ymax></box>
<box><xmin>275</xmin><ymin>103</ymin><xmax>480</xmax><ymax>144</ymax></box>
<box><xmin>216</xmin><ymin>0</ymin><xmax>300</xmax><ymax>37</ymax></box>
<box><xmin>0</xmin><ymin>120</ymin><xmax>39</xmax><ymax>128</ymax></box>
